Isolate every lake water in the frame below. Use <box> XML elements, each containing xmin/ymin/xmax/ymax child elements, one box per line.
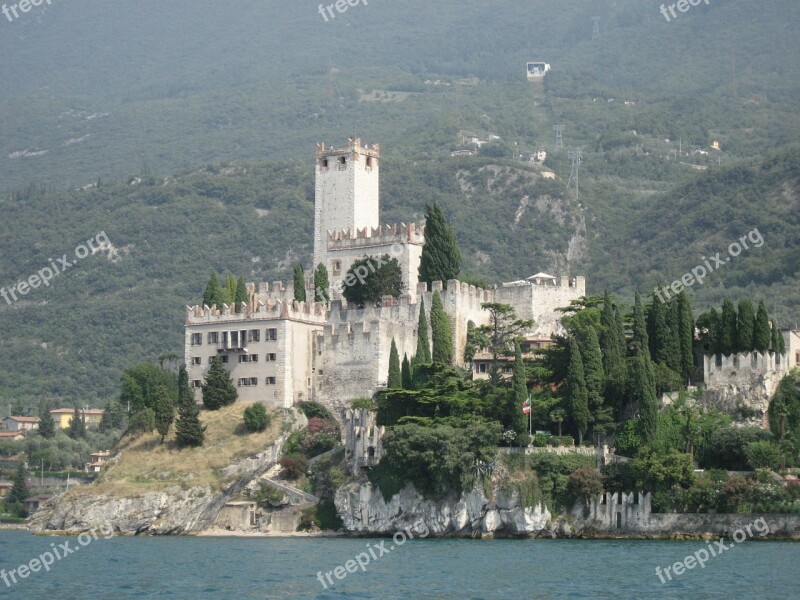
<box><xmin>0</xmin><ymin>531</ymin><xmax>797</xmax><ymax>599</ymax></box>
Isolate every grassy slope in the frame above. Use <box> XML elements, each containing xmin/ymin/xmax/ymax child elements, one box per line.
<box><xmin>70</xmin><ymin>403</ymin><xmax>283</xmax><ymax>498</ymax></box>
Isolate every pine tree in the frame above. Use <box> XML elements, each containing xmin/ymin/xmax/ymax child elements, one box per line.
<box><xmin>68</xmin><ymin>406</ymin><xmax>86</xmax><ymax>440</ymax></box>
<box><xmin>707</xmin><ymin>308</ymin><xmax>722</xmax><ymax>355</ymax></box>
<box><xmin>736</xmin><ymin>299</ymin><xmax>755</xmax><ymax>352</ymax></box>
<box><xmin>677</xmin><ymin>292</ymin><xmax>695</xmax><ymax>384</ymax></box>
<box><xmin>38</xmin><ymin>402</ymin><xmax>56</xmax><ymax>439</ymax></box>
<box><xmin>293</xmin><ymin>265</ymin><xmax>306</xmax><ymax>302</ymax></box>
<box><xmin>175</xmin><ymin>365</ymin><xmax>205</xmax><ymax>447</ymax></box>
<box><xmin>313</xmin><ymin>263</ymin><xmax>330</xmax><ymax>303</ymax></box>
<box><xmin>632</xmin><ymin>292</ymin><xmax>649</xmax><ymax>357</ymax></box>
<box><xmin>415</xmin><ymin>298</ymin><xmax>432</xmax><ymax>364</ymax></box>
<box><xmin>631</xmin><ymin>352</ymin><xmax>658</xmax><ymax>442</ymax></box>
<box><xmin>401</xmin><ymin>353</ymin><xmax>413</xmax><ymax>389</ymax></box>
<box><xmin>418</xmin><ymin>203</ymin><xmax>461</xmax><ymax>285</ymax></box>
<box><xmin>566</xmin><ymin>339</ymin><xmax>589</xmax><ymax>443</ymax></box>
<box><xmin>579</xmin><ymin>325</ymin><xmax>610</xmax><ymax>438</ymax></box>
<box><xmin>387</xmin><ymin>339</ymin><xmax>402</xmax><ymax>388</ymax></box>
<box><xmin>202</xmin><ymin>272</ymin><xmax>225</xmax><ymax>309</ymax></box>
<box><xmin>223</xmin><ymin>275</ymin><xmax>238</xmax><ymax>305</ymax></box>
<box><xmin>720</xmin><ymin>297</ymin><xmax>738</xmax><ymax>354</ymax></box>
<box><xmin>430</xmin><ymin>291</ymin><xmax>453</xmax><ymax>364</ymax></box>
<box><xmin>5</xmin><ymin>463</ymin><xmax>28</xmax><ymax>516</ymax></box>
<box><xmin>153</xmin><ymin>385</ymin><xmax>175</xmax><ymax>443</ymax></box>
<box><xmin>753</xmin><ymin>300</ymin><xmax>771</xmax><ymax>352</ymax></box>
<box><xmin>202</xmin><ymin>357</ymin><xmax>238</xmax><ymax>410</ymax></box>
<box><xmin>775</xmin><ymin>321</ymin><xmax>787</xmax><ymax>355</ymax></box>
<box><xmin>234</xmin><ymin>276</ymin><xmax>248</xmax><ymax>312</ymax></box>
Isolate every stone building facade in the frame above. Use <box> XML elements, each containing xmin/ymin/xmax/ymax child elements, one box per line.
<box><xmin>184</xmin><ymin>139</ymin><xmax>585</xmax><ymax>413</ymax></box>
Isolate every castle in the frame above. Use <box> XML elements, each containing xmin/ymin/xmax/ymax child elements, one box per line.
<box><xmin>184</xmin><ymin>138</ymin><xmax>585</xmax><ymax>414</ymax></box>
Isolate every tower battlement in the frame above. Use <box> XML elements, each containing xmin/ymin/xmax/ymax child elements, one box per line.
<box><xmin>316</xmin><ymin>137</ymin><xmax>380</xmax><ymax>161</ymax></box>
<box><xmin>185</xmin><ymin>298</ymin><xmax>327</xmax><ymax>325</ymax></box>
<box><xmin>326</xmin><ymin>222</ymin><xmax>425</xmax><ymax>250</ymax></box>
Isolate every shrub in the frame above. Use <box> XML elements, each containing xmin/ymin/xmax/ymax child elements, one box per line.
<box><xmin>549</xmin><ymin>436</ymin><xmax>575</xmax><ymax>447</ymax></box>
<box><xmin>297</xmin><ymin>401</ymin><xmax>336</xmax><ymax>422</ymax></box>
<box><xmin>532</xmin><ymin>433</ymin><xmax>550</xmax><ymax>447</ymax></box>
<box><xmin>568</xmin><ymin>467</ymin><xmax>604</xmax><ymax>504</ymax></box>
<box><xmin>515</xmin><ymin>433</ymin><xmax>532</xmax><ymax>447</ymax></box>
<box><xmin>279</xmin><ymin>454</ymin><xmax>308</xmax><ymax>480</ymax></box>
<box><xmin>701</xmin><ymin>426</ymin><xmax>772</xmax><ymax>470</ymax></box>
<box><xmin>745</xmin><ymin>441</ymin><xmax>781</xmax><ymax>470</ymax></box>
<box><xmin>128</xmin><ymin>408</ymin><xmax>155</xmax><ymax>434</ymax></box>
<box><xmin>243</xmin><ymin>403</ymin><xmax>271</xmax><ymax>433</ymax></box>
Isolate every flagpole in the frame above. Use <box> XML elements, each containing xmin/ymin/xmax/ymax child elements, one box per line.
<box><xmin>528</xmin><ymin>393</ymin><xmax>532</xmax><ymax>436</ymax></box>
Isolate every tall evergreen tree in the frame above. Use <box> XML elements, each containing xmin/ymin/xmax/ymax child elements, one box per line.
<box><xmin>753</xmin><ymin>300</ymin><xmax>771</xmax><ymax>352</ymax></box>
<box><xmin>415</xmin><ymin>298</ymin><xmax>432</xmax><ymax>364</ymax></box>
<box><xmin>600</xmin><ymin>291</ymin><xmax>627</xmax><ymax>417</ymax></box>
<box><xmin>774</xmin><ymin>321</ymin><xmax>787</xmax><ymax>355</ymax></box>
<box><xmin>4</xmin><ymin>463</ymin><xmax>28</xmax><ymax>516</ymax></box>
<box><xmin>387</xmin><ymin>339</ymin><xmax>402</xmax><ymax>388</ymax></box>
<box><xmin>313</xmin><ymin>263</ymin><xmax>330</xmax><ymax>303</ymax></box>
<box><xmin>153</xmin><ymin>385</ymin><xmax>176</xmax><ymax>443</ymax></box>
<box><xmin>223</xmin><ymin>275</ymin><xmax>238</xmax><ymax>305</ymax></box>
<box><xmin>512</xmin><ymin>341</ymin><xmax>529</xmax><ymax>434</ymax></box>
<box><xmin>418</xmin><ymin>203</ymin><xmax>461</xmax><ymax>285</ymax></box>
<box><xmin>234</xmin><ymin>276</ymin><xmax>249</xmax><ymax>311</ymax></box>
<box><xmin>579</xmin><ymin>326</ymin><xmax>610</xmax><ymax>438</ymax></box>
<box><xmin>202</xmin><ymin>357</ymin><xmax>238</xmax><ymax>410</ymax></box>
<box><xmin>676</xmin><ymin>292</ymin><xmax>695</xmax><ymax>383</ymax></box>
<box><xmin>68</xmin><ymin>406</ymin><xmax>86</xmax><ymax>440</ymax></box>
<box><xmin>707</xmin><ymin>308</ymin><xmax>722</xmax><ymax>354</ymax></box>
<box><xmin>38</xmin><ymin>401</ymin><xmax>56</xmax><ymax>439</ymax></box>
<box><xmin>98</xmin><ymin>401</ymin><xmax>114</xmax><ymax>433</ymax></box>
<box><xmin>401</xmin><ymin>353</ymin><xmax>413</xmax><ymax>390</ymax></box>
<box><xmin>719</xmin><ymin>297</ymin><xmax>738</xmax><ymax>354</ymax></box>
<box><xmin>631</xmin><ymin>292</ymin><xmax>649</xmax><ymax>357</ymax></box>
<box><xmin>430</xmin><ymin>291</ymin><xmax>453</xmax><ymax>364</ymax></box>
<box><xmin>666</xmin><ymin>300</ymin><xmax>683</xmax><ymax>375</ymax></box>
<box><xmin>631</xmin><ymin>352</ymin><xmax>658</xmax><ymax>442</ymax></box>
<box><xmin>293</xmin><ymin>265</ymin><xmax>307</xmax><ymax>302</ymax></box>
<box><xmin>175</xmin><ymin>365</ymin><xmax>205</xmax><ymax>447</ymax></box>
<box><xmin>566</xmin><ymin>339</ymin><xmax>589</xmax><ymax>443</ymax></box>
<box><xmin>736</xmin><ymin>299</ymin><xmax>756</xmax><ymax>352</ymax></box>
<box><xmin>202</xmin><ymin>272</ymin><xmax>225</xmax><ymax>308</ymax></box>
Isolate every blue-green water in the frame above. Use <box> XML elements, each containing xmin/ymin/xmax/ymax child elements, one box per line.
<box><xmin>0</xmin><ymin>531</ymin><xmax>797</xmax><ymax>599</ymax></box>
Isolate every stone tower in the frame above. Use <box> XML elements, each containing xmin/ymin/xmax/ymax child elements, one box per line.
<box><xmin>313</xmin><ymin>137</ymin><xmax>381</xmax><ymax>271</ymax></box>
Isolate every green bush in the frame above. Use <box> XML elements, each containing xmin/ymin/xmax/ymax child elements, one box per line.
<box><xmin>279</xmin><ymin>454</ymin><xmax>307</xmax><ymax>480</ymax></box>
<box><xmin>745</xmin><ymin>441</ymin><xmax>781</xmax><ymax>470</ymax></box>
<box><xmin>549</xmin><ymin>436</ymin><xmax>574</xmax><ymax>447</ymax></box>
<box><xmin>532</xmin><ymin>433</ymin><xmax>550</xmax><ymax>447</ymax></box>
<box><xmin>243</xmin><ymin>403</ymin><xmax>271</xmax><ymax>433</ymax></box>
<box><xmin>701</xmin><ymin>426</ymin><xmax>772</xmax><ymax>470</ymax></box>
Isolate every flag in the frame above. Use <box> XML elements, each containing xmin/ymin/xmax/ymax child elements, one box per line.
<box><xmin>522</xmin><ymin>398</ymin><xmax>531</xmax><ymax>414</ymax></box>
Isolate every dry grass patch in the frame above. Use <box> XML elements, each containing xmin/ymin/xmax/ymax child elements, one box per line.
<box><xmin>71</xmin><ymin>402</ymin><xmax>283</xmax><ymax>498</ymax></box>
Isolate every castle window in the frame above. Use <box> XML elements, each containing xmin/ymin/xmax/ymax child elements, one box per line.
<box><xmin>192</xmin><ymin>357</ymin><xmax>201</xmax><ymax>366</ymax></box>
<box><xmin>220</xmin><ymin>355</ymin><xmax>229</xmax><ymax>364</ymax></box>
<box><xmin>191</xmin><ymin>333</ymin><xmax>202</xmax><ymax>346</ymax></box>
<box><xmin>751</xmin><ymin>353</ymin><xmax>758</xmax><ymax>368</ymax></box>
<box><xmin>332</xmin><ymin>261</ymin><xmax>342</xmax><ymax>276</ymax></box>
<box><xmin>366</xmin><ymin>156</ymin><xmax>373</xmax><ymax>171</ymax></box>
<box><xmin>237</xmin><ymin>378</ymin><xmax>259</xmax><ymax>387</ymax></box>
<box><xmin>207</xmin><ymin>332</ymin><xmax>219</xmax><ymax>344</ymax></box>
<box><xmin>239</xmin><ymin>355</ymin><xmax>248</xmax><ymax>364</ymax></box>
<box><xmin>249</xmin><ymin>329</ymin><xmax>261</xmax><ymax>342</ymax></box>
<box><xmin>192</xmin><ymin>380</ymin><xmax>202</xmax><ymax>388</ymax></box>
<box><xmin>322</xmin><ymin>158</ymin><xmax>329</xmax><ymax>169</ymax></box>
<box><xmin>266</xmin><ymin>328</ymin><xmax>278</xmax><ymax>341</ymax></box>
<box><xmin>266</xmin><ymin>377</ymin><xmax>276</xmax><ymax>385</ymax></box>
<box><xmin>265</xmin><ymin>353</ymin><xmax>277</xmax><ymax>362</ymax></box>
<box><xmin>338</xmin><ymin>156</ymin><xmax>347</xmax><ymax>170</ymax></box>
<box><xmin>250</xmin><ymin>354</ymin><xmax>258</xmax><ymax>363</ymax></box>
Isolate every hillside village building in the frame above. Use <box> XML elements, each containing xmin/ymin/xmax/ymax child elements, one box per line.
<box><xmin>185</xmin><ymin>139</ymin><xmax>585</xmax><ymax>414</ymax></box>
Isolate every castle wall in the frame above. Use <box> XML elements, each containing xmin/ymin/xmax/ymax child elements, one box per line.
<box><xmin>788</xmin><ymin>330</ymin><xmax>800</xmax><ymax>370</ymax></box>
<box><xmin>494</xmin><ymin>275</ymin><xmax>585</xmax><ymax>338</ymax></box>
<box><xmin>703</xmin><ymin>351</ymin><xmax>787</xmax><ymax>393</ymax></box>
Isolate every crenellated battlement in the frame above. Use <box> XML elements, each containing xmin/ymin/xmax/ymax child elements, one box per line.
<box><xmin>326</xmin><ymin>222</ymin><xmax>425</xmax><ymax>249</ymax></box>
<box><xmin>185</xmin><ymin>297</ymin><xmax>327</xmax><ymax>326</ymax></box>
<box><xmin>316</xmin><ymin>137</ymin><xmax>380</xmax><ymax>161</ymax></box>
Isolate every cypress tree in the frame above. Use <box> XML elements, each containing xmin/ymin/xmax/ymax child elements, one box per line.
<box><xmin>632</xmin><ymin>292</ymin><xmax>649</xmax><ymax>357</ymax></box>
<box><xmin>579</xmin><ymin>326</ymin><xmax>608</xmax><ymax>437</ymax></box>
<box><xmin>512</xmin><ymin>341</ymin><xmax>529</xmax><ymax>434</ymax></box>
<box><xmin>293</xmin><ymin>265</ymin><xmax>306</xmax><ymax>302</ymax></box>
<box><xmin>387</xmin><ymin>339</ymin><xmax>402</xmax><ymax>388</ymax></box>
<box><xmin>175</xmin><ymin>365</ymin><xmax>205</xmax><ymax>447</ymax></box>
<box><xmin>313</xmin><ymin>263</ymin><xmax>330</xmax><ymax>303</ymax></box>
<box><xmin>234</xmin><ymin>276</ymin><xmax>248</xmax><ymax>312</ymax></box>
<box><xmin>401</xmin><ymin>353</ymin><xmax>413</xmax><ymax>389</ymax></box>
<box><xmin>566</xmin><ymin>339</ymin><xmax>589</xmax><ymax>444</ymax></box>
<box><xmin>202</xmin><ymin>272</ymin><xmax>225</xmax><ymax>309</ymax></box>
<box><xmin>38</xmin><ymin>402</ymin><xmax>56</xmax><ymax>439</ymax></box>
<box><xmin>600</xmin><ymin>291</ymin><xmax>627</xmax><ymax>416</ymax></box>
<box><xmin>415</xmin><ymin>298</ymin><xmax>432</xmax><ymax>364</ymax></box>
<box><xmin>631</xmin><ymin>352</ymin><xmax>658</xmax><ymax>442</ymax></box>
<box><xmin>708</xmin><ymin>308</ymin><xmax>722</xmax><ymax>355</ymax></box>
<box><xmin>68</xmin><ymin>406</ymin><xmax>86</xmax><ymax>440</ymax></box>
<box><xmin>223</xmin><ymin>275</ymin><xmax>238</xmax><ymax>305</ymax></box>
<box><xmin>720</xmin><ymin>298</ymin><xmax>737</xmax><ymax>354</ymax></box>
<box><xmin>775</xmin><ymin>321</ymin><xmax>787</xmax><ymax>355</ymax></box>
<box><xmin>5</xmin><ymin>463</ymin><xmax>28</xmax><ymax>516</ymax></box>
<box><xmin>753</xmin><ymin>301</ymin><xmax>771</xmax><ymax>352</ymax></box>
<box><xmin>677</xmin><ymin>292</ymin><xmax>695</xmax><ymax>383</ymax></box>
<box><xmin>153</xmin><ymin>385</ymin><xmax>175</xmax><ymax>443</ymax></box>
<box><xmin>418</xmin><ymin>203</ymin><xmax>461</xmax><ymax>285</ymax></box>
<box><xmin>430</xmin><ymin>291</ymin><xmax>453</xmax><ymax>364</ymax></box>
<box><xmin>98</xmin><ymin>401</ymin><xmax>113</xmax><ymax>433</ymax></box>
<box><xmin>666</xmin><ymin>300</ymin><xmax>683</xmax><ymax>375</ymax></box>
<box><xmin>202</xmin><ymin>357</ymin><xmax>238</xmax><ymax>410</ymax></box>
<box><xmin>736</xmin><ymin>299</ymin><xmax>755</xmax><ymax>352</ymax></box>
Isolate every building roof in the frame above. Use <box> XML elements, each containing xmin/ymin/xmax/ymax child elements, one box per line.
<box><xmin>0</xmin><ymin>432</ymin><xmax>24</xmax><ymax>439</ymax></box>
<box><xmin>528</xmin><ymin>272</ymin><xmax>556</xmax><ymax>281</ymax></box>
<box><xmin>50</xmin><ymin>408</ymin><xmax>104</xmax><ymax>415</ymax></box>
<box><xmin>3</xmin><ymin>416</ymin><xmax>40</xmax><ymax>423</ymax></box>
